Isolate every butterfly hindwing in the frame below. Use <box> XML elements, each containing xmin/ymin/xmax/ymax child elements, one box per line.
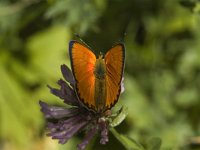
<box><xmin>105</xmin><ymin>43</ymin><xmax>125</xmax><ymax>109</ymax></box>
<box><xmin>69</xmin><ymin>41</ymin><xmax>96</xmax><ymax>109</ymax></box>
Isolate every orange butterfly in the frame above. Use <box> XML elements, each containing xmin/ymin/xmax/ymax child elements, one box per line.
<box><xmin>69</xmin><ymin>41</ymin><xmax>125</xmax><ymax>112</ymax></box>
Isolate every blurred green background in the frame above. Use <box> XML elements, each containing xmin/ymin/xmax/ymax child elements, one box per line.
<box><xmin>1</xmin><ymin>0</ymin><xmax>200</xmax><ymax>150</ymax></box>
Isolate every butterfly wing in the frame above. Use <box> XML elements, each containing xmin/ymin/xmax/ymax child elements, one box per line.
<box><xmin>69</xmin><ymin>41</ymin><xmax>96</xmax><ymax>109</ymax></box>
<box><xmin>105</xmin><ymin>43</ymin><xmax>125</xmax><ymax>109</ymax></box>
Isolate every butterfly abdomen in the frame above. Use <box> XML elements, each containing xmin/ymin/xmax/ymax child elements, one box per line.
<box><xmin>94</xmin><ymin>56</ymin><xmax>107</xmax><ymax>112</ymax></box>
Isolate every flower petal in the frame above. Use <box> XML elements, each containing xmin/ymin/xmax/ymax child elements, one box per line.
<box><xmin>98</xmin><ymin>118</ymin><xmax>109</xmax><ymax>144</ymax></box>
<box><xmin>49</xmin><ymin>120</ymin><xmax>88</xmax><ymax>144</ymax></box>
<box><xmin>47</xmin><ymin>81</ymin><xmax>79</xmax><ymax>106</ymax></box>
<box><xmin>62</xmin><ymin>115</ymin><xmax>85</xmax><ymax>129</ymax></box>
<box><xmin>61</xmin><ymin>64</ymin><xmax>75</xmax><ymax>86</ymax></box>
<box><xmin>77</xmin><ymin>127</ymin><xmax>97</xmax><ymax>150</ymax></box>
<box><xmin>39</xmin><ymin>101</ymin><xmax>78</xmax><ymax>119</ymax></box>
<box><xmin>58</xmin><ymin>79</ymin><xmax>79</xmax><ymax>105</ymax></box>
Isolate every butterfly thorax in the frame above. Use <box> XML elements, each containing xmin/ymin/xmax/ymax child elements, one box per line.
<box><xmin>94</xmin><ymin>55</ymin><xmax>106</xmax><ymax>79</ymax></box>
<box><xmin>93</xmin><ymin>55</ymin><xmax>107</xmax><ymax>112</ymax></box>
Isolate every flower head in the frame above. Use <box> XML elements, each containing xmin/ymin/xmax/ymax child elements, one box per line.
<box><xmin>39</xmin><ymin>64</ymin><xmax>126</xmax><ymax>150</ymax></box>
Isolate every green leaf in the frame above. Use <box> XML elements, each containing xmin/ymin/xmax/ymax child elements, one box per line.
<box><xmin>110</xmin><ymin>106</ymin><xmax>128</xmax><ymax>127</ymax></box>
<box><xmin>26</xmin><ymin>25</ymin><xmax>70</xmax><ymax>79</ymax></box>
<box><xmin>110</xmin><ymin>128</ymin><xmax>145</xmax><ymax>150</ymax></box>
<box><xmin>146</xmin><ymin>137</ymin><xmax>162</xmax><ymax>150</ymax></box>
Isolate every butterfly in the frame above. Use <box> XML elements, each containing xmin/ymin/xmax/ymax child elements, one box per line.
<box><xmin>69</xmin><ymin>40</ymin><xmax>125</xmax><ymax>112</ymax></box>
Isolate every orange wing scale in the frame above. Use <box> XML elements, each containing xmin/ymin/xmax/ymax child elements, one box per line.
<box><xmin>69</xmin><ymin>41</ymin><xmax>96</xmax><ymax>108</ymax></box>
<box><xmin>105</xmin><ymin>44</ymin><xmax>125</xmax><ymax>109</ymax></box>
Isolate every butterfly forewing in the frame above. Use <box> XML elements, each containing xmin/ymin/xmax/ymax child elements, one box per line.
<box><xmin>105</xmin><ymin>44</ymin><xmax>125</xmax><ymax>109</ymax></box>
<box><xmin>69</xmin><ymin>41</ymin><xmax>96</xmax><ymax>109</ymax></box>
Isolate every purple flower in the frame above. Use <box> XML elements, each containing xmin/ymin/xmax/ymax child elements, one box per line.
<box><xmin>40</xmin><ymin>64</ymin><xmax>123</xmax><ymax>150</ymax></box>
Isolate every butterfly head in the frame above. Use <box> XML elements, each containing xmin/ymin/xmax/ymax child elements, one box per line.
<box><xmin>98</xmin><ymin>52</ymin><xmax>104</xmax><ymax>59</ymax></box>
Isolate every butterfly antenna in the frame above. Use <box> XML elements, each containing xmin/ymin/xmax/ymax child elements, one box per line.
<box><xmin>119</xmin><ymin>32</ymin><xmax>127</xmax><ymax>43</ymax></box>
<box><xmin>74</xmin><ymin>33</ymin><xmax>93</xmax><ymax>50</ymax></box>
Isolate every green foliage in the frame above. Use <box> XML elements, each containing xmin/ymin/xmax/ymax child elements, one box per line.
<box><xmin>1</xmin><ymin>0</ymin><xmax>200</xmax><ymax>150</ymax></box>
<box><xmin>146</xmin><ymin>137</ymin><xmax>162</xmax><ymax>150</ymax></box>
<box><xmin>45</xmin><ymin>0</ymin><xmax>105</xmax><ymax>33</ymax></box>
<box><xmin>110</xmin><ymin>107</ymin><xmax>128</xmax><ymax>128</ymax></box>
<box><xmin>110</xmin><ymin>128</ymin><xmax>145</xmax><ymax>150</ymax></box>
